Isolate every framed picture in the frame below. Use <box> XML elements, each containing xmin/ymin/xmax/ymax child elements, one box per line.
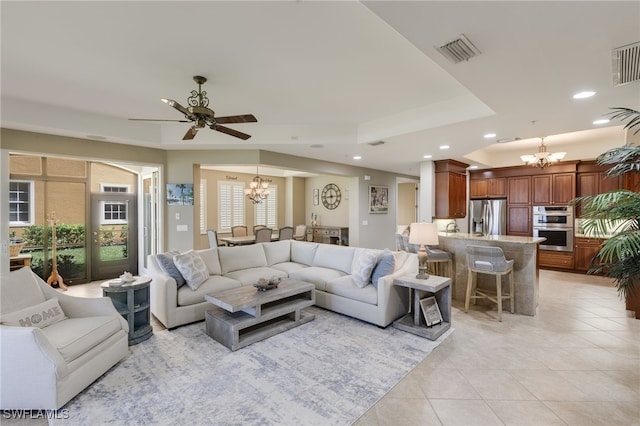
<box><xmin>368</xmin><ymin>185</ymin><xmax>388</xmax><ymax>214</ymax></box>
<box><xmin>313</xmin><ymin>188</ymin><xmax>319</xmax><ymax>206</ymax></box>
<box><xmin>420</xmin><ymin>296</ymin><xmax>443</xmax><ymax>327</ymax></box>
<box><xmin>166</xmin><ymin>183</ymin><xmax>194</xmax><ymax>205</ymax></box>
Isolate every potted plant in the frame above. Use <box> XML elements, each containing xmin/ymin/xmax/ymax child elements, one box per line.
<box><xmin>573</xmin><ymin>107</ymin><xmax>640</xmax><ymax>318</ymax></box>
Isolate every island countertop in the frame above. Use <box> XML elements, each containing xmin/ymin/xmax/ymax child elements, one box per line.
<box><xmin>438</xmin><ymin>232</ymin><xmax>546</xmax><ymax>244</ymax></box>
<box><xmin>437</xmin><ymin>232</ymin><xmax>544</xmax><ymax>316</ymax></box>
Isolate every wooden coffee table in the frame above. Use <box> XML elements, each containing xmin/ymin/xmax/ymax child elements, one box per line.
<box><xmin>204</xmin><ymin>279</ymin><xmax>315</xmax><ymax>351</ymax></box>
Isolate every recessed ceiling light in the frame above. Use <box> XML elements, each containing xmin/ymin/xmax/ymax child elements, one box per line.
<box><xmin>353</xmin><ymin>155</ymin><xmax>362</xmax><ymax>160</ymax></box>
<box><xmin>593</xmin><ymin>119</ymin><xmax>610</xmax><ymax>125</ymax></box>
<box><xmin>423</xmin><ymin>154</ymin><xmax>433</xmax><ymax>159</ymax></box>
<box><xmin>440</xmin><ymin>145</ymin><xmax>450</xmax><ymax>150</ymax></box>
<box><xmin>483</xmin><ymin>133</ymin><xmax>496</xmax><ymax>139</ymax></box>
<box><xmin>573</xmin><ymin>91</ymin><xmax>596</xmax><ymax>99</ymax></box>
<box><xmin>468</xmin><ymin>165</ymin><xmax>478</xmax><ymax>169</ymax></box>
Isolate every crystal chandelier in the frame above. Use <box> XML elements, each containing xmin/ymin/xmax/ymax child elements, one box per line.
<box><xmin>520</xmin><ymin>137</ymin><xmax>566</xmax><ymax>168</ymax></box>
<box><xmin>244</xmin><ymin>167</ymin><xmax>270</xmax><ymax>204</ymax></box>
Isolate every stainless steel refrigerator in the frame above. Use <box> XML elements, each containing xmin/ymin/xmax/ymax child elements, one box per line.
<box><xmin>468</xmin><ymin>199</ymin><xmax>507</xmax><ymax>236</ymax></box>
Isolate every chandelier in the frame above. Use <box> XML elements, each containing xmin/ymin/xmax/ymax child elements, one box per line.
<box><xmin>245</xmin><ymin>167</ymin><xmax>270</xmax><ymax>204</ymax></box>
<box><xmin>520</xmin><ymin>137</ymin><xmax>566</xmax><ymax>168</ymax></box>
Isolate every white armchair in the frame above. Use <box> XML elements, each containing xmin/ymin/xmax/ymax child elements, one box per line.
<box><xmin>0</xmin><ymin>267</ymin><xmax>129</xmax><ymax>409</ymax></box>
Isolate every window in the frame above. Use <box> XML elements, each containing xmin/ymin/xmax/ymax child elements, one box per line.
<box><xmin>101</xmin><ymin>184</ymin><xmax>130</xmax><ymax>193</ymax></box>
<box><xmin>255</xmin><ymin>185</ymin><xmax>278</xmax><ymax>228</ymax></box>
<box><xmin>9</xmin><ymin>180</ymin><xmax>34</xmax><ymax>226</ymax></box>
<box><xmin>199</xmin><ymin>179</ymin><xmax>207</xmax><ymax>235</ymax></box>
<box><xmin>218</xmin><ymin>182</ymin><xmax>245</xmax><ymax>232</ymax></box>
<box><xmin>101</xmin><ymin>201</ymin><xmax>128</xmax><ymax>224</ymax></box>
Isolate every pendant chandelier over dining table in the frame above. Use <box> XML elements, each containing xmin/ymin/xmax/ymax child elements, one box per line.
<box><xmin>245</xmin><ymin>167</ymin><xmax>270</xmax><ymax>204</ymax></box>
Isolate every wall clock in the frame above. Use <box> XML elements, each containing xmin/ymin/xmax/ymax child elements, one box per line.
<box><xmin>321</xmin><ymin>183</ymin><xmax>341</xmax><ymax>210</ymax></box>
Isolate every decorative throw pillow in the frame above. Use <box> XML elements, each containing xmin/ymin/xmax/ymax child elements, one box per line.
<box><xmin>173</xmin><ymin>250</ymin><xmax>209</xmax><ymax>290</ymax></box>
<box><xmin>156</xmin><ymin>251</ymin><xmax>187</xmax><ymax>288</ymax></box>
<box><xmin>1</xmin><ymin>298</ymin><xmax>66</xmax><ymax>328</ymax></box>
<box><xmin>351</xmin><ymin>250</ymin><xmax>378</xmax><ymax>288</ymax></box>
<box><xmin>371</xmin><ymin>250</ymin><xmax>395</xmax><ymax>288</ymax></box>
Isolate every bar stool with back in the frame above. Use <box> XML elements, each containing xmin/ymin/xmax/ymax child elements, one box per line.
<box><xmin>464</xmin><ymin>245</ymin><xmax>515</xmax><ymax>321</ymax></box>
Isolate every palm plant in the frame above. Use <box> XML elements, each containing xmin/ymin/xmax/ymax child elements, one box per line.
<box><xmin>572</xmin><ymin>107</ymin><xmax>640</xmax><ymax>300</ymax></box>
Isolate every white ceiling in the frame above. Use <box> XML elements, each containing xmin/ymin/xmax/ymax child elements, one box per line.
<box><xmin>2</xmin><ymin>1</ymin><xmax>639</xmax><ymax>176</ymax></box>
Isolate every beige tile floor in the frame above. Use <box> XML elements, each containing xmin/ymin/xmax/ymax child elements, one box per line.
<box><xmin>354</xmin><ymin>269</ymin><xmax>640</xmax><ymax>426</ymax></box>
<box><xmin>14</xmin><ymin>270</ymin><xmax>640</xmax><ymax>425</ymax></box>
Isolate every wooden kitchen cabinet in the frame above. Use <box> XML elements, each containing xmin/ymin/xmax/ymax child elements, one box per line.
<box><xmin>470</xmin><ymin>178</ymin><xmax>506</xmax><ymax>199</ymax></box>
<box><xmin>507</xmin><ymin>176</ymin><xmax>531</xmax><ymax>204</ymax></box>
<box><xmin>507</xmin><ymin>205</ymin><xmax>531</xmax><ymax>236</ymax></box>
<box><xmin>574</xmin><ymin>237</ymin><xmax>604</xmax><ymax>272</ymax></box>
<box><xmin>539</xmin><ymin>250</ymin><xmax>574</xmax><ymax>270</ymax></box>
<box><xmin>434</xmin><ymin>160</ymin><xmax>468</xmax><ymax>219</ymax></box>
<box><xmin>532</xmin><ymin>173</ymin><xmax>575</xmax><ymax>205</ymax></box>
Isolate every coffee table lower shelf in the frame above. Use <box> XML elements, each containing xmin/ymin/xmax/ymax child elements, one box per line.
<box><xmin>205</xmin><ymin>305</ymin><xmax>314</xmax><ymax>351</ymax></box>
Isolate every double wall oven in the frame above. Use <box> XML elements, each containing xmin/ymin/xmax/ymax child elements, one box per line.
<box><xmin>532</xmin><ymin>206</ymin><xmax>574</xmax><ymax>252</ymax></box>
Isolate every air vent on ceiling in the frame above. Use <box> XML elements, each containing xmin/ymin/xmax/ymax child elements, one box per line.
<box><xmin>613</xmin><ymin>41</ymin><xmax>640</xmax><ymax>86</ymax></box>
<box><xmin>367</xmin><ymin>140</ymin><xmax>385</xmax><ymax>146</ymax></box>
<box><xmin>436</xmin><ymin>34</ymin><xmax>481</xmax><ymax>64</ymax></box>
<box><xmin>496</xmin><ymin>137</ymin><xmax>521</xmax><ymax>144</ymax></box>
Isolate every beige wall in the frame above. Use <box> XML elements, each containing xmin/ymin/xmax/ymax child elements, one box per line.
<box><xmin>397</xmin><ymin>182</ymin><xmax>417</xmax><ymax>227</ymax></box>
<box><xmin>304</xmin><ymin>176</ymin><xmax>351</xmax><ymax>227</ymax></box>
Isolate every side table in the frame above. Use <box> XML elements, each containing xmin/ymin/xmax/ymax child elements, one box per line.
<box><xmin>101</xmin><ymin>276</ymin><xmax>153</xmax><ymax>345</ymax></box>
<box><xmin>392</xmin><ymin>274</ymin><xmax>451</xmax><ymax>340</ymax></box>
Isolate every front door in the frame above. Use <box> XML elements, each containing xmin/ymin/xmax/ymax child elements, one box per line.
<box><xmin>91</xmin><ymin>193</ymin><xmax>138</xmax><ymax>280</ymax></box>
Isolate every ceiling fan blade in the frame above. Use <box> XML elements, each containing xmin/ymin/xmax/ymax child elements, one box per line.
<box><xmin>215</xmin><ymin>114</ymin><xmax>258</xmax><ymax>124</ymax></box>
<box><xmin>161</xmin><ymin>98</ymin><xmax>192</xmax><ymax>117</ymax></box>
<box><xmin>183</xmin><ymin>126</ymin><xmax>198</xmax><ymax>140</ymax></box>
<box><xmin>129</xmin><ymin>118</ymin><xmax>191</xmax><ymax>123</ymax></box>
<box><xmin>213</xmin><ymin>125</ymin><xmax>252</xmax><ymax>140</ymax></box>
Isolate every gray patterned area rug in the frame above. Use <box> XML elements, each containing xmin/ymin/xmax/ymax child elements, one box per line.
<box><xmin>53</xmin><ymin>307</ymin><xmax>452</xmax><ymax>426</ymax></box>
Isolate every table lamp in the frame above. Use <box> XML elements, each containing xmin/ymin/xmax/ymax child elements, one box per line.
<box><xmin>409</xmin><ymin>222</ymin><xmax>439</xmax><ymax>279</ymax></box>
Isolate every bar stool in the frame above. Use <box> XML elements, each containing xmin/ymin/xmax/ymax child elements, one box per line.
<box><xmin>425</xmin><ymin>246</ymin><xmax>454</xmax><ymax>281</ymax></box>
<box><xmin>465</xmin><ymin>245</ymin><xmax>514</xmax><ymax>321</ymax></box>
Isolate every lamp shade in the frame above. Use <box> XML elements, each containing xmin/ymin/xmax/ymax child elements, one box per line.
<box><xmin>409</xmin><ymin>222</ymin><xmax>439</xmax><ymax>246</ymax></box>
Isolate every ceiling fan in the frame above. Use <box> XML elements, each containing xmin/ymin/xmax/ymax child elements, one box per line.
<box><xmin>130</xmin><ymin>76</ymin><xmax>257</xmax><ymax>140</ymax></box>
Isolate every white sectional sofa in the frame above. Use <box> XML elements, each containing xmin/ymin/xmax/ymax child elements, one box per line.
<box><xmin>148</xmin><ymin>240</ymin><xmax>416</xmax><ymax>329</ymax></box>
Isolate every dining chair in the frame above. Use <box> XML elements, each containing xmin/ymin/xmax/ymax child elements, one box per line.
<box><xmin>231</xmin><ymin>226</ymin><xmax>248</xmax><ymax>237</ymax></box>
<box><xmin>253</xmin><ymin>225</ymin><xmax>266</xmax><ymax>235</ymax></box>
<box><xmin>278</xmin><ymin>226</ymin><xmax>294</xmax><ymax>240</ymax></box>
<box><xmin>293</xmin><ymin>224</ymin><xmax>307</xmax><ymax>241</ymax></box>
<box><xmin>207</xmin><ymin>229</ymin><xmax>219</xmax><ymax>248</ymax></box>
<box><xmin>254</xmin><ymin>227</ymin><xmax>273</xmax><ymax>243</ymax></box>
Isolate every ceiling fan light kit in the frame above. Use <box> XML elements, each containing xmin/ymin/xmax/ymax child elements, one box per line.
<box><xmin>131</xmin><ymin>76</ymin><xmax>257</xmax><ymax>140</ymax></box>
<box><xmin>520</xmin><ymin>137</ymin><xmax>566</xmax><ymax>168</ymax></box>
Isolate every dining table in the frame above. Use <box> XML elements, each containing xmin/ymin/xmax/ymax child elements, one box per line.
<box><xmin>219</xmin><ymin>233</ymin><xmax>279</xmax><ymax>246</ymax></box>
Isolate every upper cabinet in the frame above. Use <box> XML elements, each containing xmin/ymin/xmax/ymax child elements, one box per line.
<box><xmin>470</xmin><ymin>178</ymin><xmax>506</xmax><ymax>199</ymax></box>
<box><xmin>507</xmin><ymin>176</ymin><xmax>531</xmax><ymax>205</ymax></box>
<box><xmin>532</xmin><ymin>173</ymin><xmax>575</xmax><ymax>205</ymax></box>
<box><xmin>434</xmin><ymin>159</ymin><xmax>468</xmax><ymax>219</ymax></box>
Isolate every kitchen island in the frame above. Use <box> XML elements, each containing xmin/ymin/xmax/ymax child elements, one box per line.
<box><xmin>438</xmin><ymin>233</ymin><xmax>546</xmax><ymax>316</ymax></box>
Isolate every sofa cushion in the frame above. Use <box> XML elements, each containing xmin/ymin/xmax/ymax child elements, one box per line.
<box><xmin>325</xmin><ymin>276</ymin><xmax>378</xmax><ymax>305</ymax></box>
<box><xmin>371</xmin><ymin>250</ymin><xmax>396</xmax><ymax>288</ymax></box>
<box><xmin>156</xmin><ymin>251</ymin><xmax>187</xmax><ymax>288</ymax></box>
<box><xmin>173</xmin><ymin>250</ymin><xmax>209</xmax><ymax>290</ymax></box>
<box><xmin>40</xmin><ymin>316</ymin><xmax>122</xmax><ymax>363</ymax></box>
<box><xmin>218</xmin><ymin>245</ymin><xmax>268</xmax><ymax>274</ymax></box>
<box><xmin>0</xmin><ymin>267</ymin><xmax>46</xmax><ymax>315</ymax></box>
<box><xmin>197</xmin><ymin>248</ymin><xmax>222</xmax><ymax>275</ymax></box>
<box><xmin>224</xmin><ymin>267</ymin><xmax>287</xmax><ymax>286</ymax></box>
<box><xmin>1</xmin><ymin>297</ymin><xmax>66</xmax><ymax>328</ymax></box>
<box><xmin>289</xmin><ymin>267</ymin><xmax>346</xmax><ymax>292</ymax></box>
<box><xmin>351</xmin><ymin>249</ymin><xmax>379</xmax><ymax>288</ymax></box>
<box><xmin>177</xmin><ymin>276</ymin><xmax>242</xmax><ymax>306</ymax></box>
<box><xmin>262</xmin><ymin>240</ymin><xmax>291</xmax><ymax>266</ymax></box>
<box><xmin>270</xmin><ymin>262</ymin><xmax>308</xmax><ymax>275</ymax></box>
<box><xmin>313</xmin><ymin>245</ymin><xmax>355</xmax><ymax>274</ymax></box>
<box><xmin>290</xmin><ymin>240</ymin><xmax>318</xmax><ymax>266</ymax></box>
